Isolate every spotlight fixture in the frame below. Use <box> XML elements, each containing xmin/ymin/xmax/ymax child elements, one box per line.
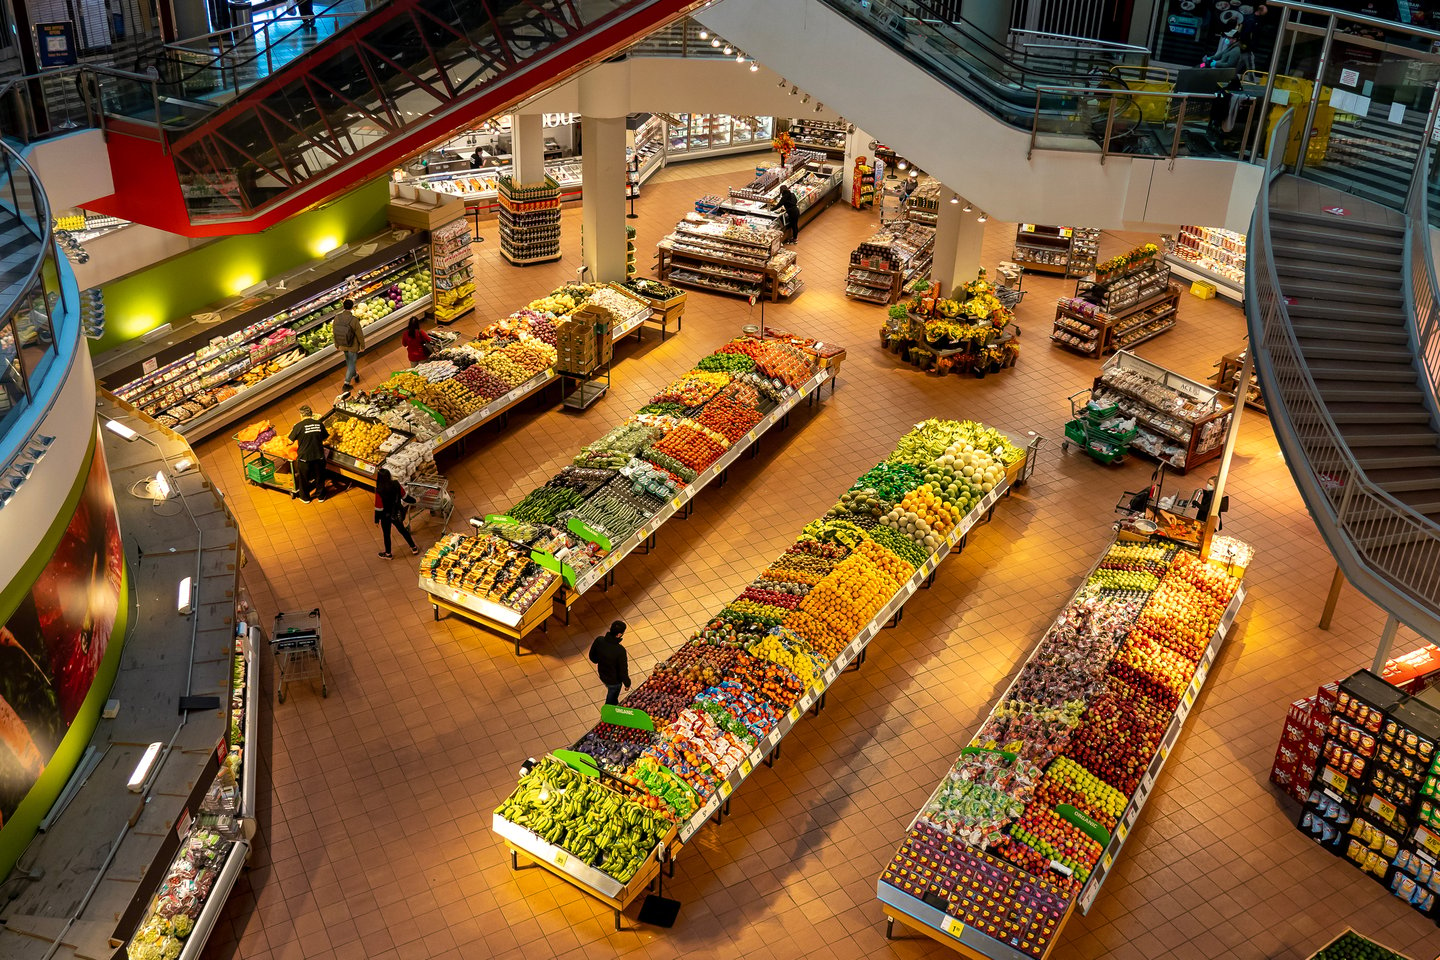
<box><xmin>977</xmin><ymin>211</ymin><xmax>988</xmax><ymax>223</ymax></box>
<box><xmin>699</xmin><ymin>28</ymin><xmax>708</xmax><ymax>38</ymax></box>
<box><xmin>735</xmin><ymin>52</ymin><xmax>744</xmax><ymax>62</ymax></box>
<box><xmin>777</xmin><ymin>76</ymin><xmax>786</xmax><ymax>87</ymax></box>
<box><xmin>789</xmin><ymin>84</ymin><xmax>798</xmax><ymax>96</ymax></box>
<box><xmin>949</xmin><ymin>193</ymin><xmax>960</xmax><ymax>204</ymax></box>
<box><xmin>962</xmin><ymin>201</ymin><xmax>973</xmax><ymax>212</ymax></box>
<box><xmin>801</xmin><ymin>93</ymin><xmax>810</xmax><ymax>104</ymax></box>
<box><xmin>711</xmin><ymin>37</ymin><xmax>720</xmax><ymax>47</ymax></box>
<box><xmin>723</xmin><ymin>44</ymin><xmax>732</xmax><ymax>54</ymax></box>
<box><xmin>909</xmin><ymin>168</ymin><xmax>918</xmax><ymax>178</ymax></box>
<box><xmin>814</xmin><ymin>102</ymin><xmax>822</xmax><ymax>112</ymax></box>
<box><xmin>897</xmin><ymin>159</ymin><xmax>907</xmax><ymax>170</ymax></box>
<box><xmin>749</xmin><ymin>62</ymin><xmax>758</xmax><ymax>72</ymax></box>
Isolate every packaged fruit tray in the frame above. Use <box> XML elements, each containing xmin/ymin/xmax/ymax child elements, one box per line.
<box><xmin>492</xmin><ymin>419</ymin><xmax>1031</xmax><ymax>909</ymax></box>
<box><xmin>878</xmin><ymin>538</ymin><xmax>1247</xmax><ymax>960</ymax></box>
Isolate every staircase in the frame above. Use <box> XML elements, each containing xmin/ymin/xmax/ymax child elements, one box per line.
<box><xmin>1253</xmin><ymin>166</ymin><xmax>1440</xmax><ymax>629</ymax></box>
<box><xmin>1302</xmin><ymin>97</ymin><xmax>1440</xmax><ymax>212</ymax></box>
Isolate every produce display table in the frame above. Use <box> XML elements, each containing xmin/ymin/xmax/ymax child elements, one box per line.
<box><xmin>554</xmin><ymin>364</ymin><xmax>835</xmax><ymax>613</ymax></box>
<box><xmin>429</xmin><ymin>369</ymin><xmax>558</xmax><ymax>455</ymax></box>
<box><xmin>876</xmin><ymin>536</ymin><xmax>1248</xmax><ymax>959</ymax></box>
<box><xmin>492</xmin><ymin>419</ymin><xmax>1040</xmax><ymax>924</ymax></box>
<box><xmin>421</xmin><ymin>572</ymin><xmax>560</xmax><ymax>651</ymax></box>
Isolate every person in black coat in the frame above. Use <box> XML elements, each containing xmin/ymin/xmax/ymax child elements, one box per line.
<box><xmin>589</xmin><ymin>620</ymin><xmax>631</xmax><ymax>706</ymax></box>
<box><xmin>778</xmin><ymin>184</ymin><xmax>802</xmax><ymax>243</ymax></box>
<box><xmin>374</xmin><ymin>468</ymin><xmax>418</xmax><ymax>559</ymax></box>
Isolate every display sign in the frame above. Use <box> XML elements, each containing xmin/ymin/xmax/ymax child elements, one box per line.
<box><xmin>566</xmin><ymin>517</ymin><xmax>612</xmax><ymax>551</ymax></box>
<box><xmin>35</xmin><ymin>22</ymin><xmax>77</xmax><ymax>67</ymax></box>
<box><xmin>1323</xmin><ymin>206</ymin><xmax>1349</xmax><ymax>217</ymax></box>
<box><xmin>1340</xmin><ymin>68</ymin><xmax>1360</xmax><ymax>88</ymax></box>
<box><xmin>552</xmin><ymin>750</ymin><xmax>600</xmax><ymax>778</ymax></box>
<box><xmin>600</xmin><ymin>704</ymin><xmax>654</xmax><ymax>731</ymax></box>
<box><xmin>0</xmin><ymin>443</ymin><xmax>123</xmax><ymax>826</ymax></box>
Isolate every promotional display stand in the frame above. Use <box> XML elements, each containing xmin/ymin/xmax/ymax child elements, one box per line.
<box><xmin>1088</xmin><ymin>351</ymin><xmax>1233</xmax><ymax>473</ymax></box>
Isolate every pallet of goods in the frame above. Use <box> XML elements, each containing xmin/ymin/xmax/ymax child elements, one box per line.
<box><xmin>431</xmin><ymin>218</ymin><xmax>476</xmax><ymax>323</ymax></box>
<box><xmin>498</xmin><ymin>175</ymin><xmax>562</xmax><ymax>265</ymax></box>
<box><xmin>423</xmin><ymin>333</ymin><xmax>845</xmax><ymax>648</ymax></box>
<box><xmin>618</xmin><ymin>277</ymin><xmax>686</xmax><ymax>340</ymax></box>
<box><xmin>878</xmin><ymin>537</ymin><xmax>1248</xmax><ymax>958</ymax></box>
<box><xmin>492</xmin><ymin>419</ymin><xmax>1037</xmax><ymax>926</ymax></box>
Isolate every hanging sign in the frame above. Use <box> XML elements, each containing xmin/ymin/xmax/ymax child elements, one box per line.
<box><xmin>1339</xmin><ymin>68</ymin><xmax>1360</xmax><ymax>88</ymax></box>
<box><xmin>36</xmin><ymin>22</ymin><xmax>77</xmax><ymax>67</ymax></box>
<box><xmin>1322</xmin><ymin>206</ymin><xmax>1349</xmax><ymax>217</ymax></box>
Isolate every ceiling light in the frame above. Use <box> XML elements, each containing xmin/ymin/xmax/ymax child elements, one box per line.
<box><xmin>128</xmin><ymin>742</ymin><xmax>164</xmax><ymax>792</ymax></box>
<box><xmin>815</xmin><ymin>102</ymin><xmax>823</xmax><ymax>112</ymax></box>
<box><xmin>977</xmin><ymin>211</ymin><xmax>988</xmax><ymax>222</ymax></box>
<box><xmin>897</xmin><ymin>159</ymin><xmax>907</xmax><ymax>170</ymax></box>
<box><xmin>723</xmin><ymin>44</ymin><xmax>733</xmax><ymax>54</ymax></box>
<box><xmin>962</xmin><ymin>201</ymin><xmax>973</xmax><ymax>212</ymax></box>
<box><xmin>789</xmin><ymin>85</ymin><xmax>798</xmax><ymax>96</ymax></box>
<box><xmin>801</xmin><ymin>94</ymin><xmax>810</xmax><ymax>104</ymax></box>
<box><xmin>909</xmin><ymin>168</ymin><xmax>918</xmax><ymax>178</ymax></box>
<box><xmin>711</xmin><ymin>38</ymin><xmax>720</xmax><ymax>47</ymax></box>
<box><xmin>105</xmin><ymin>419</ymin><xmax>139</xmax><ymax>441</ymax></box>
<box><xmin>177</xmin><ymin>576</ymin><xmax>193</xmax><ymax>615</ymax></box>
<box><xmin>699</xmin><ymin>29</ymin><xmax>708</xmax><ymax>39</ymax></box>
<box><xmin>777</xmin><ymin>77</ymin><xmax>786</xmax><ymax>87</ymax></box>
<box><xmin>735</xmin><ymin>52</ymin><xmax>744</xmax><ymax>62</ymax></box>
<box><xmin>949</xmin><ymin>194</ymin><xmax>960</xmax><ymax>204</ymax></box>
<box><xmin>749</xmin><ymin>63</ymin><xmax>758</xmax><ymax>72</ymax></box>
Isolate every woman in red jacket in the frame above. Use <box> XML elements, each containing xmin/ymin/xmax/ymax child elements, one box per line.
<box><xmin>401</xmin><ymin>315</ymin><xmax>433</xmax><ymax>364</ymax></box>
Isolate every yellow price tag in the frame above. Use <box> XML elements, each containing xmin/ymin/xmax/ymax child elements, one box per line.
<box><xmin>1160</xmin><ymin>743</ymin><xmax>1170</xmax><ymax>760</ymax></box>
<box><xmin>740</xmin><ymin>759</ymin><xmax>753</xmax><ymax>776</ymax></box>
<box><xmin>720</xmin><ymin>781</ymin><xmax>733</xmax><ymax>799</ymax></box>
<box><xmin>1116</xmin><ymin>822</ymin><xmax>1128</xmax><ymax>842</ymax></box>
<box><xmin>1102</xmin><ymin>853</ymin><xmax>1113</xmax><ymax>870</ymax></box>
<box><xmin>555</xmin><ymin>852</ymin><xmax>567</xmax><ymax>866</ymax></box>
<box><xmin>788</xmin><ymin>705</ymin><xmax>801</xmax><ymax>722</ymax></box>
<box><xmin>941</xmin><ymin>917</ymin><xmax>964</xmax><ymax>939</ymax></box>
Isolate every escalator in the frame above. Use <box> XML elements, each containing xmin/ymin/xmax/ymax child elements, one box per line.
<box><xmin>698</xmin><ymin>0</ymin><xmax>1261</xmax><ymax>229</ymax></box>
<box><xmin>91</xmin><ymin>0</ymin><xmax>702</xmax><ymax>235</ymax></box>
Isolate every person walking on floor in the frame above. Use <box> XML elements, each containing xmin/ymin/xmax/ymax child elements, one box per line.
<box><xmin>374</xmin><ymin>468</ymin><xmax>419</xmax><ymax>559</ymax></box>
<box><xmin>401</xmin><ymin>314</ymin><xmax>434</xmax><ymax>364</ymax></box>
<box><xmin>288</xmin><ymin>404</ymin><xmax>328</xmax><ymax>503</ymax></box>
<box><xmin>589</xmin><ymin>620</ymin><xmax>631</xmax><ymax>706</ymax></box>
<box><xmin>332</xmin><ymin>299</ymin><xmax>365</xmax><ymax>392</ymax></box>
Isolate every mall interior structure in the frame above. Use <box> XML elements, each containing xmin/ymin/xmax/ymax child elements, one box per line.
<box><xmin>5</xmin><ymin>1</ymin><xmax>1440</xmax><ymax>958</ymax></box>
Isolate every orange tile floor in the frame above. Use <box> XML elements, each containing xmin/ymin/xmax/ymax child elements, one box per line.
<box><xmin>195</xmin><ymin>155</ymin><xmax>1440</xmax><ymax>960</ymax></box>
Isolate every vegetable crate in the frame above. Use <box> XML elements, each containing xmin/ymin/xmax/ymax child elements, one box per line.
<box><xmin>1304</xmin><ymin>929</ymin><xmax>1416</xmax><ymax>960</ymax></box>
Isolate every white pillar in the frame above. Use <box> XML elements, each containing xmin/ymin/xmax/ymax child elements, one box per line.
<box><xmin>580</xmin><ymin>115</ymin><xmax>628</xmax><ymax>283</ymax></box>
<box><xmin>931</xmin><ymin>190</ymin><xmax>985</xmax><ymax>296</ymax></box>
<box><xmin>511</xmin><ymin>114</ymin><xmax>546</xmax><ymax>184</ymax></box>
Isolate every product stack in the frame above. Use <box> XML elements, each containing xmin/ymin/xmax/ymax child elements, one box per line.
<box><xmin>1052</xmin><ymin>244</ymin><xmax>1180</xmax><ymax>356</ymax></box>
<box><xmin>431</xmin><ymin>219</ymin><xmax>476</xmax><ymax>323</ymax></box>
<box><xmin>852</xmin><ymin>157</ymin><xmax>876</xmax><ymax>209</ymax></box>
<box><xmin>898</xmin><ymin>271</ymin><xmax>1020</xmax><ymax>377</ymax></box>
<box><xmin>1012</xmin><ymin>223</ymin><xmax>1099</xmax><ymax>277</ymax></box>
<box><xmin>498</xmin><ymin>175</ymin><xmax>562</xmax><ymax>265</ymax></box>
<box><xmin>847</xmin><ymin>222</ymin><xmax>936</xmax><ymax>305</ymax></box>
<box><xmin>1167</xmin><ymin>225</ymin><xmax>1246</xmax><ymax>299</ymax></box>
<box><xmin>905</xmin><ymin>180</ymin><xmax>941</xmax><ymax>227</ymax></box>
<box><xmin>657</xmin><ymin>214</ymin><xmax>800</xmax><ymax>302</ymax></box>
<box><xmin>879</xmin><ymin>538</ymin><xmax>1247</xmax><ymax>957</ymax></box>
<box><xmin>618</xmin><ymin>277</ymin><xmax>687</xmax><ymax>340</ymax></box>
<box><xmin>105</xmin><ymin>232</ymin><xmax>433</xmax><ymax>440</ymax></box>
<box><xmin>786</xmin><ymin>117</ymin><xmax>847</xmax><ymax>158</ymax></box>
<box><xmin>1297</xmin><ymin>669</ymin><xmax>1440</xmax><ymax>928</ymax></box>
<box><xmin>426</xmin><ymin>332</ymin><xmax>844</xmax><ymax>646</ymax></box>
<box><xmin>1087</xmin><ymin>350</ymin><xmax>1233</xmax><ymax>472</ymax></box>
<box><xmin>1210</xmin><ymin>345</ymin><xmax>1264</xmax><ymax>412</ymax></box>
<box><xmin>492</xmin><ymin>418</ymin><xmax>1031</xmax><ymax>925</ymax></box>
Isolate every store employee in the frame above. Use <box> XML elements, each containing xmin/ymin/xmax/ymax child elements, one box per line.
<box><xmin>289</xmin><ymin>405</ymin><xmax>329</xmax><ymax>503</ymax></box>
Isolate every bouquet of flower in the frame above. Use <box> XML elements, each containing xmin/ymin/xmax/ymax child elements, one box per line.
<box><xmin>771</xmin><ymin>131</ymin><xmax>796</xmax><ymax>164</ymax></box>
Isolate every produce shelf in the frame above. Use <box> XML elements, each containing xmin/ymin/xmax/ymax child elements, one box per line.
<box><xmin>421</xmin><ymin>572</ymin><xmax>560</xmax><ymax>647</ymax></box>
<box><xmin>562</xmin><ymin>365</ymin><xmax>835</xmax><ymax>602</ymax></box>
<box><xmin>429</xmin><ymin>369</ymin><xmax>558</xmax><ymax>454</ymax></box>
<box><xmin>876</xmin><ymin>539</ymin><xmax>1247</xmax><ymax>959</ymax></box>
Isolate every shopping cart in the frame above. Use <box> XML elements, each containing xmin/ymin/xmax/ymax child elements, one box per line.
<box><xmin>404</xmin><ymin>476</ymin><xmax>454</xmax><ymax>531</ymax></box>
<box><xmin>272</xmin><ymin>608</ymin><xmax>326</xmax><ymax>703</ymax></box>
<box><xmin>1061</xmin><ymin>389</ymin><xmax>1134</xmax><ymax>465</ymax></box>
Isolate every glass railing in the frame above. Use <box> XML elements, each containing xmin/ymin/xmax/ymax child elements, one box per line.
<box><xmin>0</xmin><ymin>140</ymin><xmax>65</xmax><ymax>445</ymax></box>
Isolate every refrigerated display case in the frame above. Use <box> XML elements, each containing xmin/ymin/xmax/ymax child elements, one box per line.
<box><xmin>666</xmin><ymin>114</ymin><xmax>775</xmax><ymax>159</ymax></box>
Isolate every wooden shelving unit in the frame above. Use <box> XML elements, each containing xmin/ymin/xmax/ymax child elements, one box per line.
<box><xmin>656</xmin><ymin>216</ymin><xmax>798</xmax><ymax>301</ymax></box>
<box><xmin>1052</xmin><ymin>260</ymin><xmax>1180</xmax><ymax>356</ymax></box>
<box><xmin>1013</xmin><ymin>223</ymin><xmax>1099</xmax><ymax>276</ymax></box>
<box><xmin>786</xmin><ymin>118</ymin><xmax>847</xmax><ymax>157</ymax></box>
<box><xmin>1089</xmin><ymin>350</ymin><xmax>1234</xmax><ymax>473</ymax></box>
<box><xmin>498</xmin><ymin>175</ymin><xmax>561</xmax><ymax>265</ymax></box>
<box><xmin>1211</xmin><ymin>347</ymin><xmax>1265</xmax><ymax>412</ymax></box>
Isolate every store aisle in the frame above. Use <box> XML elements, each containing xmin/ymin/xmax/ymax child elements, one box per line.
<box><xmin>194</xmin><ymin>156</ymin><xmax>1435</xmax><ymax>960</ymax></box>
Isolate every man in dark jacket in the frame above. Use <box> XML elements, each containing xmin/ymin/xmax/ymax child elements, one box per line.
<box><xmin>288</xmin><ymin>404</ymin><xmax>328</xmax><ymax>502</ymax></box>
<box><xmin>589</xmin><ymin>620</ymin><xmax>631</xmax><ymax>706</ymax></box>
<box><xmin>778</xmin><ymin>183</ymin><xmax>802</xmax><ymax>243</ymax></box>
<box><xmin>332</xmin><ymin>299</ymin><xmax>365</xmax><ymax>392</ymax></box>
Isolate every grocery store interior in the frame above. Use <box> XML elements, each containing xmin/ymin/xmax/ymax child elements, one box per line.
<box><xmin>5</xmin><ymin>2</ymin><xmax>1440</xmax><ymax>960</ymax></box>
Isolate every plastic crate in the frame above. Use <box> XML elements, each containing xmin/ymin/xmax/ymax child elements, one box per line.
<box><xmin>245</xmin><ymin>459</ymin><xmax>277</xmax><ymax>484</ymax></box>
<box><xmin>1084</xmin><ymin>400</ymin><xmax>1119</xmax><ymax>421</ymax></box>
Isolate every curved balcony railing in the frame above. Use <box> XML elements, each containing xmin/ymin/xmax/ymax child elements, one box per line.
<box><xmin>0</xmin><ymin>138</ymin><xmax>67</xmax><ymax>468</ymax></box>
<box><xmin>1249</xmin><ymin>108</ymin><xmax>1440</xmax><ymax>626</ymax></box>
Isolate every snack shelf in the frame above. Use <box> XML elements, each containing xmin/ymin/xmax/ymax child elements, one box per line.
<box><xmin>561</xmin><ymin>366</ymin><xmax>835</xmax><ymax>603</ymax></box>
<box><xmin>676</xmin><ymin>470</ymin><xmax>1019</xmax><ymax>846</ymax></box>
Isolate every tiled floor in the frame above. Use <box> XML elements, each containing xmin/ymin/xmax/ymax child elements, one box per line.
<box><xmin>195</xmin><ymin>155</ymin><xmax>1440</xmax><ymax>960</ymax></box>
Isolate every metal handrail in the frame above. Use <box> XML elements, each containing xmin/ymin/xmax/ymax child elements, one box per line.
<box><xmin>1027</xmin><ymin>84</ymin><xmax>1258</xmax><ymax>164</ymax></box>
<box><xmin>0</xmin><ymin>65</ymin><xmax>164</xmax><ymax>144</ymax></box>
<box><xmin>1269</xmin><ymin>0</ymin><xmax>1440</xmax><ymax>43</ymax></box>
<box><xmin>1008</xmin><ymin>29</ymin><xmax>1151</xmax><ymax>57</ymax></box>
<box><xmin>1404</xmin><ymin>143</ymin><xmax>1440</xmax><ymax>430</ymax></box>
<box><xmin>0</xmin><ymin>136</ymin><xmax>62</xmax><ymax>424</ymax></box>
<box><xmin>1251</xmin><ymin>108</ymin><xmax>1440</xmax><ymax>618</ymax></box>
<box><xmin>161</xmin><ymin>11</ymin><xmax>365</xmax><ymax>94</ymax></box>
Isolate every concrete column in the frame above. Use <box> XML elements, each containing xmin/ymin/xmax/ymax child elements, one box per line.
<box><xmin>962</xmin><ymin>0</ymin><xmax>1013</xmax><ymax>44</ymax></box>
<box><xmin>580</xmin><ymin>115</ymin><xmax>627</xmax><ymax>283</ymax></box>
<box><xmin>511</xmin><ymin>114</ymin><xmax>546</xmax><ymax>184</ymax></box>
<box><xmin>931</xmin><ymin>190</ymin><xmax>985</xmax><ymax>297</ymax></box>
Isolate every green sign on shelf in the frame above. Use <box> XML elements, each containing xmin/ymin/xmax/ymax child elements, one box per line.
<box><xmin>601</xmin><ymin>704</ymin><xmax>655</xmax><ymax>731</ymax></box>
<box><xmin>567</xmin><ymin>517</ymin><xmax>612</xmax><ymax>551</ymax></box>
<box><xmin>1056</xmin><ymin>803</ymin><xmax>1112</xmax><ymax>847</ymax></box>
<box><xmin>552</xmin><ymin>750</ymin><xmax>600</xmax><ymax>778</ymax></box>
<box><xmin>485</xmin><ymin>514</ymin><xmax>518</xmax><ymax>526</ymax></box>
<box><xmin>959</xmin><ymin>745</ymin><xmax>1019</xmax><ymax>763</ymax></box>
<box><xmin>530</xmin><ymin>550</ymin><xmax>576</xmax><ymax>588</ymax></box>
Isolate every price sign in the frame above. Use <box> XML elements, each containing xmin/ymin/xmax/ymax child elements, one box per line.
<box><xmin>1182</xmin><ymin>687</ymin><xmax>1195</xmax><ymax>710</ymax></box>
<box><xmin>1369</xmin><ymin>793</ymin><xmax>1397</xmax><ymax>823</ymax></box>
<box><xmin>825</xmin><ymin>666</ymin><xmax>838</xmax><ymax>684</ymax></box>
<box><xmin>766</xmin><ymin>730</ymin><xmax>781</xmax><ymax>749</ymax></box>
<box><xmin>1159</xmin><ymin>742</ymin><xmax>1171</xmax><ymax>761</ymax></box>
<box><xmin>672</xmin><ymin>495</ymin><xmax>684</xmax><ymax>510</ymax></box>
<box><xmin>1116</xmin><ymin>822</ymin><xmax>1128</xmax><ymax>842</ymax></box>
<box><xmin>1321</xmin><ymin>766</ymin><xmax>1349</xmax><ymax>793</ymax></box>
<box><xmin>1102</xmin><ymin>853</ymin><xmax>1113</xmax><ymax>871</ymax></box>
<box><xmin>740</xmin><ymin>758</ymin><xmax>753</xmax><ymax>777</ymax></box>
<box><xmin>746</xmin><ymin>430</ymin><xmax>757</xmax><ymax>443</ymax></box>
<box><xmin>941</xmin><ymin>917</ymin><xmax>965</xmax><ymax>939</ymax></box>
<box><xmin>555</xmin><ymin>851</ymin><xmax>568</xmax><ymax>866</ymax></box>
<box><xmin>788</xmin><ymin>705</ymin><xmax>801</xmax><ymax>723</ymax></box>
<box><xmin>811</xmin><ymin>681</ymin><xmax>824</xmax><ymax>698</ymax></box>
<box><xmin>1417</xmin><ymin>826</ymin><xmax>1440</xmax><ymax>856</ymax></box>
<box><xmin>720</xmin><ymin>781</ymin><xmax>734</xmax><ymax>799</ymax></box>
